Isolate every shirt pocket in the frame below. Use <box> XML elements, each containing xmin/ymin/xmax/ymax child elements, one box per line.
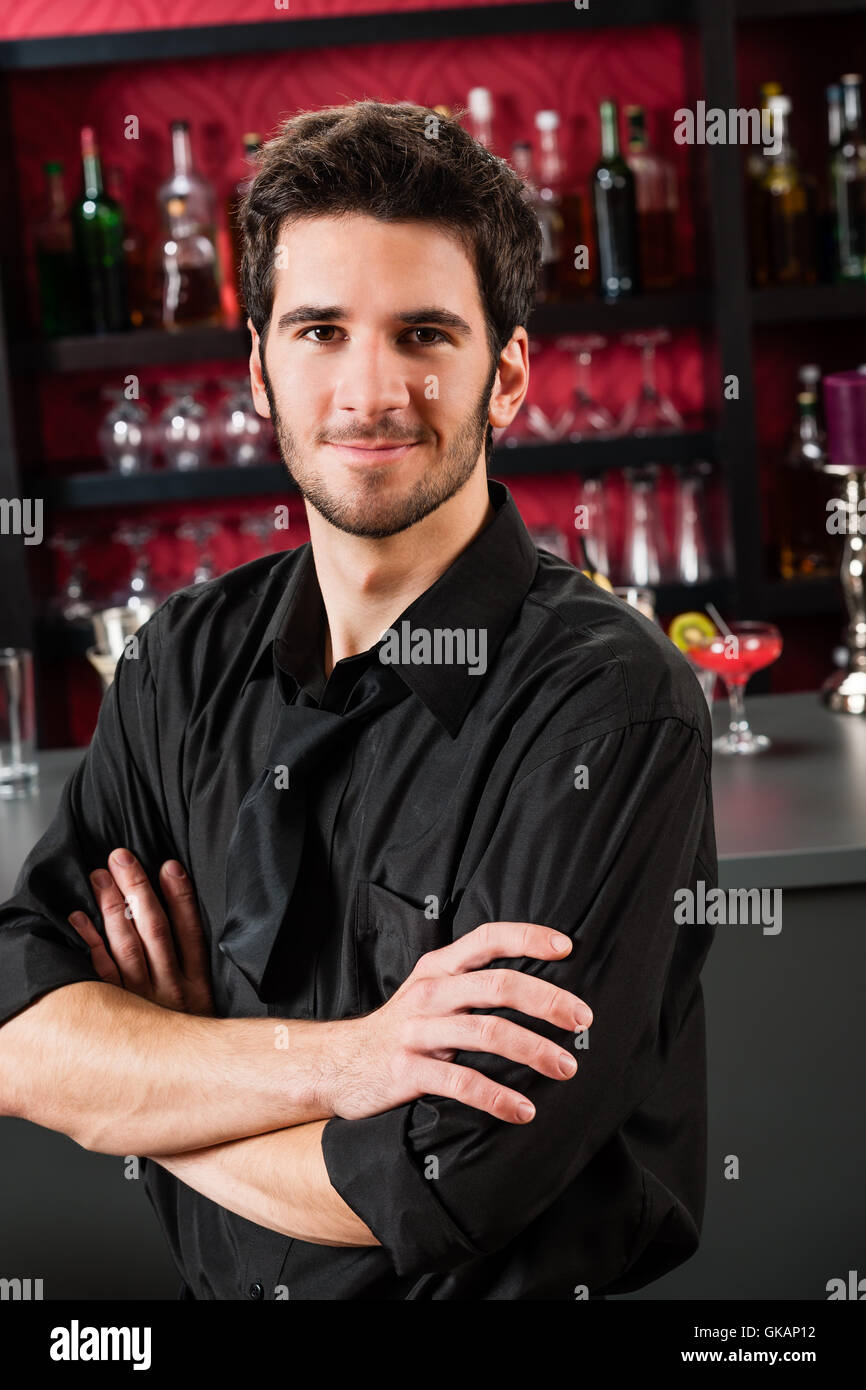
<box><xmin>353</xmin><ymin>880</ymin><xmax>453</xmax><ymax>1013</ymax></box>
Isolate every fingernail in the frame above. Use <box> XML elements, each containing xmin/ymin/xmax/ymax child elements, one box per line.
<box><xmin>558</xmin><ymin>1053</ymin><xmax>577</xmax><ymax>1076</ymax></box>
<box><xmin>575</xmin><ymin>1007</ymin><xmax>593</xmax><ymax>1027</ymax></box>
<box><xmin>165</xmin><ymin>861</ymin><xmax>186</xmax><ymax>878</ymax></box>
<box><xmin>550</xmin><ymin>933</ymin><xmax>571</xmax><ymax>952</ymax></box>
<box><xmin>111</xmin><ymin>849</ymin><xmax>134</xmax><ymax>866</ymax></box>
<box><xmin>91</xmin><ymin>869</ymin><xmax>113</xmax><ymax>890</ymax></box>
<box><xmin>68</xmin><ymin>912</ymin><xmax>85</xmax><ymax>928</ymax></box>
<box><xmin>517</xmin><ymin>1102</ymin><xmax>535</xmax><ymax>1122</ymax></box>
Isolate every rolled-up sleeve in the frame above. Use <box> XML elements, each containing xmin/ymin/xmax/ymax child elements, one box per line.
<box><xmin>0</xmin><ymin>609</ymin><xmax>175</xmax><ymax>1027</ymax></box>
<box><xmin>321</xmin><ymin>714</ymin><xmax>715</xmax><ymax>1278</ymax></box>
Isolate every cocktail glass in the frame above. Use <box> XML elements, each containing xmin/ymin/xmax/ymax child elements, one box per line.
<box><xmin>686</xmin><ymin>620</ymin><xmax>783</xmax><ymax>754</ymax></box>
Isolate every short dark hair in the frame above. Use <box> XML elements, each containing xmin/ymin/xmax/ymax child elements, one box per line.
<box><xmin>239</xmin><ymin>99</ymin><xmax>541</xmax><ymax>466</ymax></box>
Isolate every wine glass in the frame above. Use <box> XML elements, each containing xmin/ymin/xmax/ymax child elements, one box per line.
<box><xmin>617</xmin><ymin>329</ymin><xmax>684</xmax><ymax>436</ymax></box>
<box><xmin>158</xmin><ymin>380</ymin><xmax>210</xmax><ymax>471</ymax></box>
<box><xmin>178</xmin><ymin>519</ymin><xmax>220</xmax><ymax>584</ymax></box>
<box><xmin>554</xmin><ymin>334</ymin><xmax>615</xmax><ymax>440</ymax></box>
<box><xmin>214</xmin><ymin>376</ymin><xmax>270</xmax><ymax>467</ymax></box>
<box><xmin>97</xmin><ymin>387</ymin><xmax>152</xmax><ymax>475</ymax></box>
<box><xmin>686</xmin><ymin>621</ymin><xmax>783</xmax><ymax>755</ymax></box>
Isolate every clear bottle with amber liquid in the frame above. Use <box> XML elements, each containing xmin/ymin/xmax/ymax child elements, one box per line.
<box><xmin>757</xmin><ymin>95</ymin><xmax>818</xmax><ymax>286</ymax></box>
<box><xmin>777</xmin><ymin>384</ymin><xmax>836</xmax><ymax>580</ymax></box>
<box><xmin>157</xmin><ymin>120</ymin><xmax>223</xmax><ymax>330</ymax></box>
<box><xmin>624</xmin><ymin>106</ymin><xmax>678</xmax><ymax>290</ymax></box>
<box><xmin>226</xmin><ymin>133</ymin><xmax>262</xmax><ymax>315</ymax></box>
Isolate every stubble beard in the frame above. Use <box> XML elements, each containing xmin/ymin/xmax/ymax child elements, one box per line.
<box><xmin>259</xmin><ymin>351</ymin><xmax>496</xmax><ymax>539</ymax></box>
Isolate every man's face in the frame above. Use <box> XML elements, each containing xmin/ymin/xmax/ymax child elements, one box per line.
<box><xmin>249</xmin><ymin>214</ymin><xmax>509</xmax><ymax>539</ymax></box>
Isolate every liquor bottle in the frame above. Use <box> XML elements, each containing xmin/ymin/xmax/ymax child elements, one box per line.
<box><xmin>157</xmin><ymin>120</ymin><xmax>223</xmax><ymax>331</ymax></box>
<box><xmin>72</xmin><ymin>127</ymin><xmax>128</xmax><ymax>334</ymax></box>
<box><xmin>105</xmin><ymin>164</ymin><xmax>156</xmax><ymax>329</ymax></box>
<box><xmin>831</xmin><ymin>74</ymin><xmax>866</xmax><ymax>281</ymax></box>
<box><xmin>747</xmin><ymin>81</ymin><xmax>782</xmax><ymax>286</ymax></box>
<box><xmin>777</xmin><ymin>390</ymin><xmax>835</xmax><ymax>580</ymax></box>
<box><xmin>624</xmin><ymin>105</ymin><xmax>678</xmax><ymax>290</ymax></box>
<box><xmin>759</xmin><ymin>95</ymin><xmax>817</xmax><ymax>285</ymax></box>
<box><xmin>820</xmin><ymin>86</ymin><xmax>844</xmax><ymax>282</ymax></box>
<box><xmin>591</xmin><ymin>99</ymin><xmax>639</xmax><ymax>301</ymax></box>
<box><xmin>33</xmin><ymin>162</ymin><xmax>80</xmax><ymax>337</ymax></box>
<box><xmin>533</xmin><ymin>111</ymin><xmax>565</xmax><ymax>302</ymax></box>
<box><xmin>466</xmin><ymin>88</ymin><xmax>494</xmax><ymax>150</ymax></box>
<box><xmin>226</xmin><ymin>133</ymin><xmax>262</xmax><ymax>312</ymax></box>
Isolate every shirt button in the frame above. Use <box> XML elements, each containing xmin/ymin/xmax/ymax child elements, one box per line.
<box><xmin>248</xmin><ymin>1282</ymin><xmax>264</xmax><ymax>1300</ymax></box>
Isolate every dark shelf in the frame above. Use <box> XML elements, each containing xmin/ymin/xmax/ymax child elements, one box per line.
<box><xmin>750</xmin><ymin>283</ymin><xmax>866</xmax><ymax>325</ymax></box>
<box><xmin>0</xmin><ymin>2</ymin><xmax>698</xmax><ymax>72</ymax></box>
<box><xmin>12</xmin><ymin>325</ymin><xmax>252</xmax><ymax>374</ymax></box>
<box><xmin>760</xmin><ymin>577</ymin><xmax>843</xmax><ymax>616</ymax></box>
<box><xmin>35</xmin><ymin>431</ymin><xmax>718</xmax><ymax>510</ymax></box>
<box><xmin>654</xmin><ymin>578</ymin><xmax>733</xmax><ymax>613</ymax></box>
<box><xmin>737</xmin><ymin>0</ymin><xmax>865</xmax><ymax>17</ymax></box>
<box><xmin>13</xmin><ymin>291</ymin><xmax>712</xmax><ymax>375</ymax></box>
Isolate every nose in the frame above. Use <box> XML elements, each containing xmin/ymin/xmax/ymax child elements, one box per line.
<box><xmin>331</xmin><ymin>334</ymin><xmax>413</xmax><ymax>419</ymax></box>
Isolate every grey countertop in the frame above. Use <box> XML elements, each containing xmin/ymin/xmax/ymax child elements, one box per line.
<box><xmin>1</xmin><ymin>693</ymin><xmax>864</xmax><ymax>898</ymax></box>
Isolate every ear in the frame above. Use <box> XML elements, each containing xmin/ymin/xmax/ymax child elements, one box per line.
<box><xmin>248</xmin><ymin>319</ymin><xmax>271</xmax><ymax>418</ymax></box>
<box><xmin>487</xmin><ymin>326</ymin><xmax>529</xmax><ymax>431</ymax></box>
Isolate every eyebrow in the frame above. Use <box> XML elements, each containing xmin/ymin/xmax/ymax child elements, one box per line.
<box><xmin>273</xmin><ymin>305</ymin><xmax>473</xmax><ymax>337</ymax></box>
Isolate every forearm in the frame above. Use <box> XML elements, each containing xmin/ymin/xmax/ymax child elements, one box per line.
<box><xmin>149</xmin><ymin>1121</ymin><xmax>380</xmax><ymax>1248</ymax></box>
<box><xmin>0</xmin><ymin>981</ymin><xmax>350</xmax><ymax>1156</ymax></box>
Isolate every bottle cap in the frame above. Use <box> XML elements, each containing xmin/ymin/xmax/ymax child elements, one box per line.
<box><xmin>535</xmin><ymin>110</ymin><xmax>560</xmax><ymax>131</ymax></box>
<box><xmin>468</xmin><ymin>88</ymin><xmax>493</xmax><ymax>121</ymax></box>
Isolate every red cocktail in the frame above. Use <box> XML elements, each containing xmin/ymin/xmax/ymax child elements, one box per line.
<box><xmin>686</xmin><ymin>621</ymin><xmax>783</xmax><ymax>754</ymax></box>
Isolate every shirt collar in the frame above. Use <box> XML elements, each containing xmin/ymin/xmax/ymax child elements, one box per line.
<box><xmin>241</xmin><ymin>479</ymin><xmax>539</xmax><ymax>737</ymax></box>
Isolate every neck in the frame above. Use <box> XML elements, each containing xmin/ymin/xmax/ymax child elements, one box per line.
<box><xmin>307</xmin><ymin>465</ymin><xmax>494</xmax><ymax>678</ymax></box>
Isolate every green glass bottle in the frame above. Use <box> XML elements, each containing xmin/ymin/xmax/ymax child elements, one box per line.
<box><xmin>831</xmin><ymin>74</ymin><xmax>866</xmax><ymax>281</ymax></box>
<box><xmin>592</xmin><ymin>99</ymin><xmax>640</xmax><ymax>301</ymax></box>
<box><xmin>72</xmin><ymin>126</ymin><xmax>129</xmax><ymax>333</ymax></box>
<box><xmin>34</xmin><ymin>161</ymin><xmax>81</xmax><ymax>337</ymax></box>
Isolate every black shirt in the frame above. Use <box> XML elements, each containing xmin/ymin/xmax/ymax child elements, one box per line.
<box><xmin>0</xmin><ymin>478</ymin><xmax>717</xmax><ymax>1300</ymax></box>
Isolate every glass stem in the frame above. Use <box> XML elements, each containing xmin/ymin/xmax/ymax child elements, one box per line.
<box><xmin>726</xmin><ymin>681</ymin><xmax>748</xmax><ymax>734</ymax></box>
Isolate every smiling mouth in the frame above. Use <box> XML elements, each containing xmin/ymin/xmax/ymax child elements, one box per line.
<box><xmin>324</xmin><ymin>440</ymin><xmax>423</xmax><ymax>463</ymax></box>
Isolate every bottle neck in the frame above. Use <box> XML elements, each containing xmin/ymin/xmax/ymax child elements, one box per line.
<box><xmin>600</xmin><ymin>106</ymin><xmax>620</xmax><ymax>162</ymax></box>
<box><xmin>842</xmin><ymin>82</ymin><xmax>864</xmax><ymax>137</ymax></box>
<box><xmin>171</xmin><ymin>124</ymin><xmax>194</xmax><ymax>176</ymax></box>
<box><xmin>81</xmin><ymin>144</ymin><xmax>103</xmax><ymax>198</ymax></box>
<box><xmin>46</xmin><ymin>171</ymin><xmax>67</xmax><ymax>217</ymax></box>
<box><xmin>828</xmin><ymin>95</ymin><xmax>843</xmax><ymax>149</ymax></box>
<box><xmin>536</xmin><ymin>129</ymin><xmax>562</xmax><ymax>192</ymax></box>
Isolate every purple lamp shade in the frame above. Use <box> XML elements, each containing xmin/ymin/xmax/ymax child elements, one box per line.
<box><xmin>823</xmin><ymin>370</ymin><xmax>866</xmax><ymax>471</ymax></box>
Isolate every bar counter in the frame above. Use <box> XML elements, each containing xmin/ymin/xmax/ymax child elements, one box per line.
<box><xmin>1</xmin><ymin>691</ymin><xmax>864</xmax><ymax>1299</ymax></box>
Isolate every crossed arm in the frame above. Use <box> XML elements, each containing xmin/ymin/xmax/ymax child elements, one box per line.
<box><xmin>43</xmin><ymin>848</ymin><xmax>587</xmax><ymax>1251</ymax></box>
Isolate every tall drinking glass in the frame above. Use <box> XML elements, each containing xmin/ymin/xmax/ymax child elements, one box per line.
<box><xmin>0</xmin><ymin>648</ymin><xmax>38</xmax><ymax>798</ymax></box>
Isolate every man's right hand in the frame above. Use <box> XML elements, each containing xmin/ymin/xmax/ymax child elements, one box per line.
<box><xmin>328</xmin><ymin>923</ymin><xmax>592</xmax><ymax>1126</ymax></box>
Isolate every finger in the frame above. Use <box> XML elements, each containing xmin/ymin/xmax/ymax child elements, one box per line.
<box><xmin>422</xmin><ymin>968</ymin><xmax>593</xmax><ymax>1032</ymax></box>
<box><xmin>411</xmin><ymin>1058</ymin><xmax>538</xmax><ymax>1125</ymax></box>
<box><xmin>89</xmin><ymin>867</ymin><xmax>152</xmax><ymax>997</ymax></box>
<box><xmin>68</xmin><ymin>910</ymin><xmax>123</xmax><ymax>987</ymax></box>
<box><xmin>159</xmin><ymin>861</ymin><xmax>214</xmax><ymax>1015</ymax></box>
<box><xmin>105</xmin><ymin>850</ymin><xmax>185</xmax><ymax>1010</ymax></box>
<box><xmin>413</xmin><ymin>1013</ymin><xmax>579</xmax><ymax>1082</ymax></box>
<box><xmin>421</xmin><ymin>921</ymin><xmax>575</xmax><ymax>976</ymax></box>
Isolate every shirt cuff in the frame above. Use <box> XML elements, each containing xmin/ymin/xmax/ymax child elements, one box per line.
<box><xmin>0</xmin><ymin>921</ymin><xmax>102</xmax><ymax>1028</ymax></box>
<box><xmin>321</xmin><ymin>1106</ymin><xmax>484</xmax><ymax>1278</ymax></box>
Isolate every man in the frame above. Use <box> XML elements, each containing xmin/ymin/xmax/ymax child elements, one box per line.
<box><xmin>0</xmin><ymin>101</ymin><xmax>716</xmax><ymax>1300</ymax></box>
